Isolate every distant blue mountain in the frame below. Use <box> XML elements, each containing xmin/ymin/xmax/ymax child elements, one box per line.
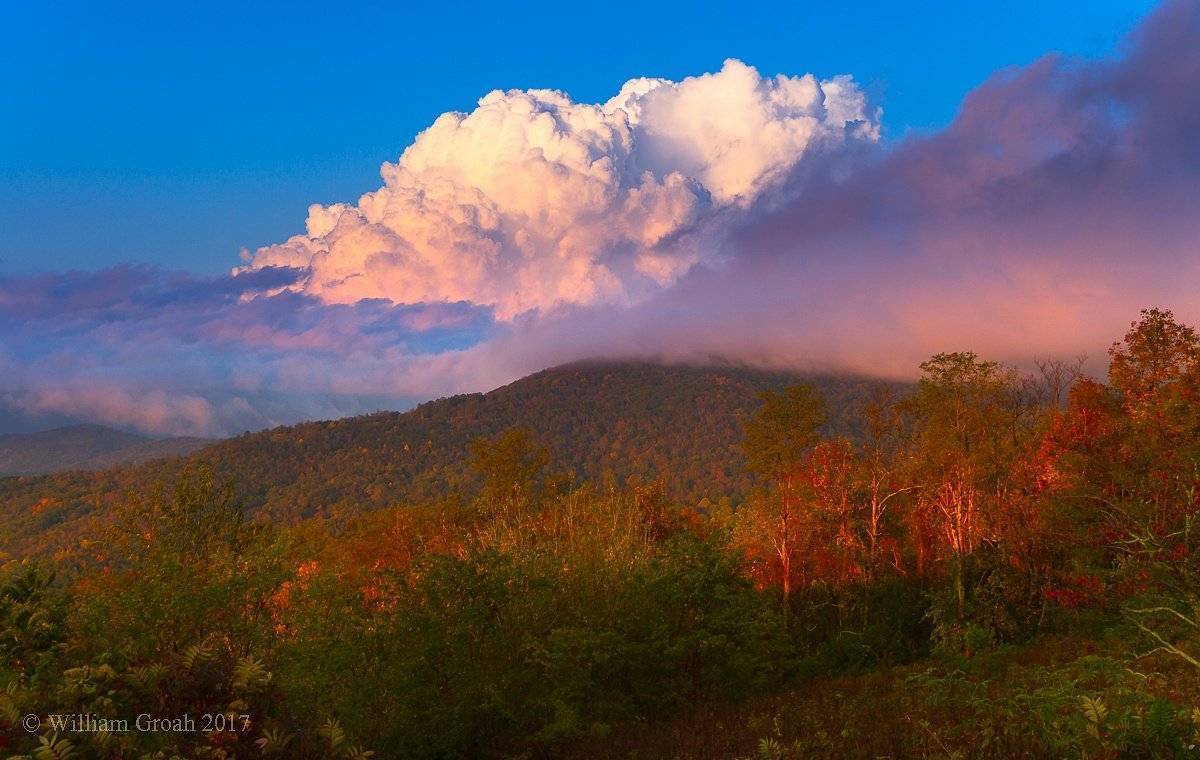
<box><xmin>0</xmin><ymin>424</ymin><xmax>211</xmax><ymax>475</ymax></box>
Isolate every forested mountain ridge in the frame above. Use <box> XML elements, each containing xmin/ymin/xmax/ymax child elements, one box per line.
<box><xmin>0</xmin><ymin>424</ymin><xmax>209</xmax><ymax>475</ymax></box>
<box><xmin>0</xmin><ymin>361</ymin><xmax>899</xmax><ymax>558</ymax></box>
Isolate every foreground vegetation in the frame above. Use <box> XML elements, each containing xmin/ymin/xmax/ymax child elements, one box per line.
<box><xmin>4</xmin><ymin>308</ymin><xmax>1200</xmax><ymax>758</ymax></box>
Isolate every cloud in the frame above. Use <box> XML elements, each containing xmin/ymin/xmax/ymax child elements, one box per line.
<box><xmin>8</xmin><ymin>385</ymin><xmax>217</xmax><ymax>438</ymax></box>
<box><xmin>0</xmin><ymin>266</ymin><xmax>497</xmax><ymax>436</ymax></box>
<box><xmin>242</xmin><ymin>60</ymin><xmax>878</xmax><ymax>318</ymax></box>
<box><xmin>439</xmin><ymin>0</ymin><xmax>1200</xmax><ymax>379</ymax></box>
<box><xmin>5</xmin><ymin>1</ymin><xmax>1200</xmax><ymax>437</ymax></box>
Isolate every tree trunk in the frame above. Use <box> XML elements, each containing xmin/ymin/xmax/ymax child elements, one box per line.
<box><xmin>954</xmin><ymin>553</ymin><xmax>966</xmax><ymax>621</ymax></box>
<box><xmin>779</xmin><ymin>479</ymin><xmax>793</xmax><ymax>627</ymax></box>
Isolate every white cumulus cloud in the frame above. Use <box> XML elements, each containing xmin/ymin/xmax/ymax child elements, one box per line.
<box><xmin>244</xmin><ymin>59</ymin><xmax>878</xmax><ymax>318</ymax></box>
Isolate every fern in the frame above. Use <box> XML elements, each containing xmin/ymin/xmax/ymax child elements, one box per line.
<box><xmin>0</xmin><ymin>681</ymin><xmax>21</xmax><ymax>725</ymax></box>
<box><xmin>319</xmin><ymin>718</ymin><xmax>346</xmax><ymax>750</ymax></box>
<box><xmin>756</xmin><ymin>736</ymin><xmax>784</xmax><ymax>760</ymax></box>
<box><xmin>124</xmin><ymin>663</ymin><xmax>166</xmax><ymax>693</ymax></box>
<box><xmin>254</xmin><ymin>726</ymin><xmax>294</xmax><ymax>755</ymax></box>
<box><xmin>180</xmin><ymin>640</ymin><xmax>216</xmax><ymax>671</ymax></box>
<box><xmin>316</xmin><ymin>719</ymin><xmax>376</xmax><ymax>758</ymax></box>
<box><xmin>232</xmin><ymin>655</ymin><xmax>272</xmax><ymax>692</ymax></box>
<box><xmin>32</xmin><ymin>733</ymin><xmax>76</xmax><ymax>760</ymax></box>
<box><xmin>1081</xmin><ymin>696</ymin><xmax>1108</xmax><ymax>740</ymax></box>
<box><xmin>1142</xmin><ymin>699</ymin><xmax>1176</xmax><ymax>742</ymax></box>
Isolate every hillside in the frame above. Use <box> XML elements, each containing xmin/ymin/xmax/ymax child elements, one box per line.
<box><xmin>0</xmin><ymin>361</ymin><xmax>899</xmax><ymax>558</ymax></box>
<box><xmin>0</xmin><ymin>424</ymin><xmax>210</xmax><ymax>475</ymax></box>
<box><xmin>5</xmin><ymin>312</ymin><xmax>1200</xmax><ymax>759</ymax></box>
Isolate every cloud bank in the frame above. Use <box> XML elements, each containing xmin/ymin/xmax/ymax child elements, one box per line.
<box><xmin>0</xmin><ymin>266</ymin><xmax>496</xmax><ymax>435</ymax></box>
<box><xmin>4</xmin><ymin>0</ymin><xmax>1199</xmax><ymax>436</ymax></box>
<box><xmin>243</xmin><ymin>60</ymin><xmax>878</xmax><ymax>318</ymax></box>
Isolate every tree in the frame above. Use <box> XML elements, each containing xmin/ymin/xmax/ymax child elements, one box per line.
<box><xmin>858</xmin><ymin>387</ymin><xmax>918</xmax><ymax>581</ymax></box>
<box><xmin>469</xmin><ymin>427</ymin><xmax>551</xmax><ymax>515</ymax></box>
<box><xmin>902</xmin><ymin>352</ymin><xmax>1026</xmax><ymax>619</ymax></box>
<box><xmin>742</xmin><ymin>386</ymin><xmax>824</xmax><ymax>481</ymax></box>
<box><xmin>1109</xmin><ymin>307</ymin><xmax>1200</xmax><ymax>411</ymax></box>
<box><xmin>113</xmin><ymin>458</ymin><xmax>247</xmax><ymax>566</ymax></box>
<box><xmin>795</xmin><ymin>438</ymin><xmax>861</xmax><ymax>584</ymax></box>
<box><xmin>93</xmin><ymin>465</ymin><xmax>272</xmax><ymax>661</ymax></box>
<box><xmin>741</xmin><ymin>385</ymin><xmax>824</xmax><ymax>618</ymax></box>
<box><xmin>1105</xmin><ymin>308</ymin><xmax>1200</xmax><ymax>522</ymax></box>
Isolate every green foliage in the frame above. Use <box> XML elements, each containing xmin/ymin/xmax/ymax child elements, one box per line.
<box><xmin>0</xmin><ymin>563</ymin><xmax>67</xmax><ymax>687</ymax></box>
<box><xmin>270</xmin><ymin>497</ymin><xmax>790</xmax><ymax>757</ymax></box>
<box><xmin>468</xmin><ymin>426</ymin><xmax>552</xmax><ymax>512</ymax></box>
<box><xmin>742</xmin><ymin>385</ymin><xmax>824</xmax><ymax>480</ymax></box>
<box><xmin>901</xmin><ymin>350</ymin><xmax>1029</xmax><ymax>480</ymax></box>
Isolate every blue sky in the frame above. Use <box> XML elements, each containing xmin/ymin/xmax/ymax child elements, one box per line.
<box><xmin>1</xmin><ymin>0</ymin><xmax>1156</xmax><ymax>275</ymax></box>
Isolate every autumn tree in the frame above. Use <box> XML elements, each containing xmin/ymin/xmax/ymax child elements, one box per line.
<box><xmin>1108</xmin><ymin>308</ymin><xmax>1200</xmax><ymax>522</ymax></box>
<box><xmin>902</xmin><ymin>352</ymin><xmax>1028</xmax><ymax>618</ymax></box>
<box><xmin>469</xmin><ymin>427</ymin><xmax>552</xmax><ymax>516</ymax></box>
<box><xmin>794</xmin><ymin>438</ymin><xmax>861</xmax><ymax>584</ymax></box>
<box><xmin>857</xmin><ymin>387</ymin><xmax>918</xmax><ymax>581</ymax></box>
<box><xmin>113</xmin><ymin>464</ymin><xmax>248</xmax><ymax>565</ymax></box>
<box><xmin>757</xmin><ymin>387</ymin><xmax>916</xmax><ymax>590</ymax></box>
<box><xmin>1109</xmin><ymin>308</ymin><xmax>1200</xmax><ymax>408</ymax></box>
<box><xmin>1038</xmin><ymin>310</ymin><xmax>1200</xmax><ymax>529</ymax></box>
<box><xmin>741</xmin><ymin>384</ymin><xmax>824</xmax><ymax>617</ymax></box>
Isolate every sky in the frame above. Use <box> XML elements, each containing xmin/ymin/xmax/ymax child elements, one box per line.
<box><xmin>2</xmin><ymin>0</ymin><xmax>1155</xmax><ymax>273</ymax></box>
<box><xmin>1</xmin><ymin>0</ymin><xmax>1196</xmax><ymax>437</ymax></box>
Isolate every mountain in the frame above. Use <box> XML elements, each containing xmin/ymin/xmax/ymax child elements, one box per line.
<box><xmin>0</xmin><ymin>424</ymin><xmax>210</xmax><ymax>476</ymax></box>
<box><xmin>0</xmin><ymin>361</ymin><xmax>902</xmax><ymax>558</ymax></box>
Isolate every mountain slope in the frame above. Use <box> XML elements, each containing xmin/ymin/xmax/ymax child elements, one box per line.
<box><xmin>0</xmin><ymin>361</ymin><xmax>901</xmax><ymax>558</ymax></box>
<box><xmin>0</xmin><ymin>424</ymin><xmax>210</xmax><ymax>475</ymax></box>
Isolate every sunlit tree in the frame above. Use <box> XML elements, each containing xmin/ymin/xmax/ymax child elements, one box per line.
<box><xmin>469</xmin><ymin>427</ymin><xmax>551</xmax><ymax>515</ymax></box>
<box><xmin>902</xmin><ymin>352</ymin><xmax>1026</xmax><ymax>618</ymax></box>
<box><xmin>741</xmin><ymin>385</ymin><xmax>824</xmax><ymax>617</ymax></box>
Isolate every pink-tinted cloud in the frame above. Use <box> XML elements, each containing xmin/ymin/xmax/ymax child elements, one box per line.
<box><xmin>424</xmin><ymin>0</ymin><xmax>1200</xmax><ymax>384</ymax></box>
<box><xmin>3</xmin><ymin>1</ymin><xmax>1199</xmax><ymax>436</ymax></box>
<box><xmin>242</xmin><ymin>60</ymin><xmax>878</xmax><ymax>319</ymax></box>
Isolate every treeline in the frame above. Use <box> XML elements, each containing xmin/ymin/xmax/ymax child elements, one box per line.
<box><xmin>3</xmin><ymin>309</ymin><xmax>1200</xmax><ymax>757</ymax></box>
<box><xmin>0</xmin><ymin>364</ymin><xmax>892</xmax><ymax>560</ymax></box>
